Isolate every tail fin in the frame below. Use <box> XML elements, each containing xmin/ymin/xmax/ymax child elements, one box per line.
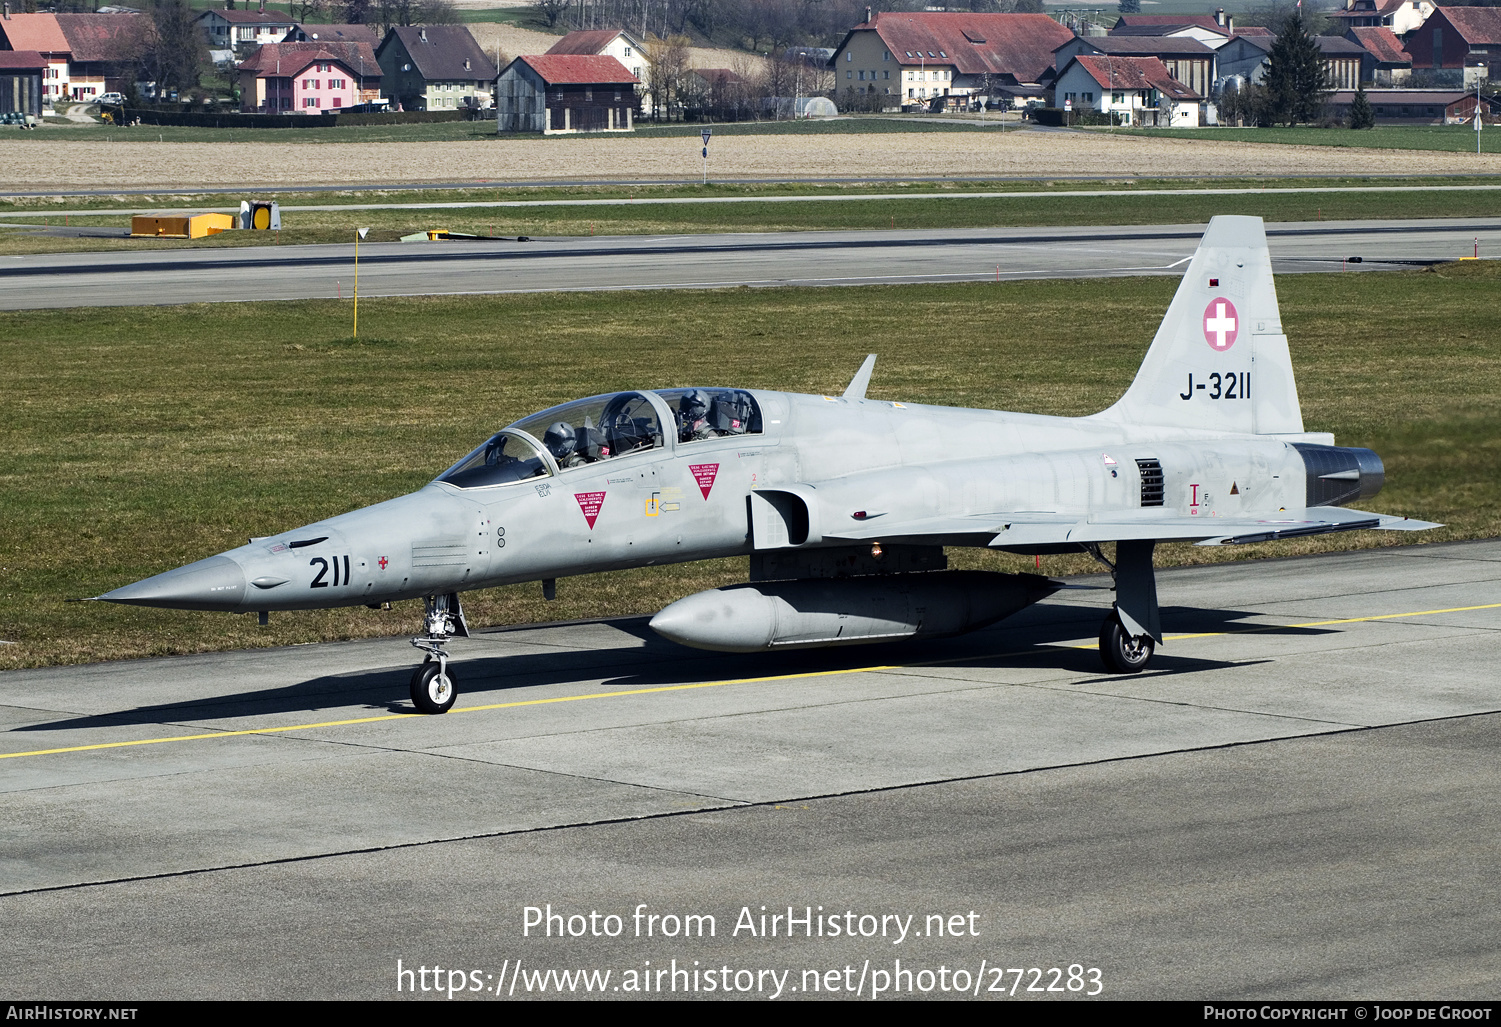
<box><xmin>1101</xmin><ymin>215</ymin><xmax>1304</xmax><ymax>435</ymax></box>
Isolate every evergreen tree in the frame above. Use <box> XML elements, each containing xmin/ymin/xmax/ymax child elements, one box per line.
<box><xmin>1117</xmin><ymin>0</ymin><xmax>1142</xmax><ymax>13</ymax></box>
<box><xmin>1349</xmin><ymin>82</ymin><xmax>1375</xmax><ymax>128</ymax></box>
<box><xmin>1263</xmin><ymin>14</ymin><xmax>1329</xmax><ymax>125</ymax></box>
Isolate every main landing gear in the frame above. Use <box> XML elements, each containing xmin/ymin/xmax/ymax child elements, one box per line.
<box><xmin>1082</xmin><ymin>540</ymin><xmax>1162</xmax><ymax>675</ymax></box>
<box><xmin>409</xmin><ymin>592</ymin><xmax>468</xmax><ymax>714</ymax></box>
<box><xmin>1099</xmin><ymin>612</ymin><xmax>1155</xmax><ymax>673</ymax></box>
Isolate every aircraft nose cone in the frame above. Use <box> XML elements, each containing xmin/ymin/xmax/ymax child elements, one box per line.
<box><xmin>99</xmin><ymin>555</ymin><xmax>247</xmax><ymax>611</ymax></box>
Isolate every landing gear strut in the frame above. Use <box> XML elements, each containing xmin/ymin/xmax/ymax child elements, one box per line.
<box><xmin>409</xmin><ymin>592</ymin><xmax>468</xmax><ymax>714</ymax></box>
<box><xmin>1082</xmin><ymin>540</ymin><xmax>1161</xmax><ymax>674</ymax></box>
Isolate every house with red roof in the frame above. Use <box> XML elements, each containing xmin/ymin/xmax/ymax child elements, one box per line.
<box><xmin>829</xmin><ymin>10</ymin><xmax>1074</xmax><ymax>109</ymax></box>
<box><xmin>1405</xmin><ymin>6</ymin><xmax>1501</xmax><ymax>86</ymax></box>
<box><xmin>0</xmin><ymin>12</ymin><xmax>153</xmax><ymax>102</ymax></box>
<box><xmin>546</xmin><ymin>29</ymin><xmax>651</xmax><ymax>112</ymax></box>
<box><xmin>1053</xmin><ymin>54</ymin><xmax>1203</xmax><ymax>126</ymax></box>
<box><xmin>196</xmin><ymin>7</ymin><xmax>297</xmax><ymax>54</ymax></box>
<box><xmin>1054</xmin><ymin>35</ymin><xmax>1217</xmax><ymax>99</ymax></box>
<box><xmin>496</xmin><ymin>54</ymin><xmax>638</xmax><ymax>133</ymax></box>
<box><xmin>1109</xmin><ymin>12</ymin><xmax>1235</xmax><ymax>49</ymax></box>
<box><xmin>1346</xmin><ymin>26</ymin><xmax>1412</xmax><ymax>85</ymax></box>
<box><xmin>1326</xmin><ymin>0</ymin><xmax>1433</xmax><ymax>36</ymax></box>
<box><xmin>238</xmin><ymin>41</ymin><xmax>382</xmax><ymax>113</ymax></box>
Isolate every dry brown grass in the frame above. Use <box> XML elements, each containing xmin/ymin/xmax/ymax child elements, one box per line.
<box><xmin>5</xmin><ymin>130</ymin><xmax>1501</xmax><ymax>191</ymax></box>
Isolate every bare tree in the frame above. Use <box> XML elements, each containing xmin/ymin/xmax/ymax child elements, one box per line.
<box><xmin>643</xmin><ymin>33</ymin><xmax>691</xmax><ymax>119</ymax></box>
<box><xmin>146</xmin><ymin>0</ymin><xmax>206</xmax><ymax>95</ymax></box>
<box><xmin>535</xmin><ymin>0</ymin><xmax>573</xmax><ymax>29</ymax></box>
<box><xmin>291</xmin><ymin>0</ymin><xmax>327</xmax><ymax>24</ymax></box>
<box><xmin>339</xmin><ymin>0</ymin><xmax>373</xmax><ymax>23</ymax></box>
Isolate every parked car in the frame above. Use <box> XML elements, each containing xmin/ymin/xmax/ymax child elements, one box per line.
<box><xmin>96</xmin><ymin>92</ymin><xmax>125</xmax><ymax>106</ymax></box>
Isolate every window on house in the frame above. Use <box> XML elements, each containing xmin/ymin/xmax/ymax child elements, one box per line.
<box><xmin>1084</xmin><ymin>92</ymin><xmax>1094</xmax><ymax>101</ymax></box>
<box><xmin>858</xmin><ymin>70</ymin><xmax>865</xmax><ymax>80</ymax></box>
<box><xmin>304</xmin><ymin>97</ymin><xmax>316</xmax><ymax>107</ymax></box>
<box><xmin>847</xmin><ymin>70</ymin><xmax>853</xmax><ymax>79</ymax></box>
<box><xmin>585</xmin><ymin>87</ymin><xmax>593</xmax><ymax>100</ymax></box>
<box><xmin>884</xmin><ymin>70</ymin><xmax>889</xmax><ymax>79</ymax></box>
<box><xmin>624</xmin><ymin>46</ymin><xmax>632</xmax><ymax>57</ymax></box>
<box><xmin>847</xmin><ymin>52</ymin><xmax>852</xmax><ymax>61</ymax></box>
<box><xmin>883</xmin><ymin>50</ymin><xmax>889</xmax><ymax>60</ymax></box>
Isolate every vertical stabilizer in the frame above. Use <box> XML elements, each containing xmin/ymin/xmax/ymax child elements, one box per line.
<box><xmin>1100</xmin><ymin>216</ymin><xmax>1304</xmax><ymax>435</ymax></box>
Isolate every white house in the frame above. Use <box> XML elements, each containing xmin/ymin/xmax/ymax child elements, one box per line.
<box><xmin>196</xmin><ymin>8</ymin><xmax>297</xmax><ymax>53</ymax></box>
<box><xmin>1053</xmin><ymin>54</ymin><xmax>1202</xmax><ymax>126</ymax></box>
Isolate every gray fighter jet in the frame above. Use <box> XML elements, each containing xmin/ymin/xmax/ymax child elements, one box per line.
<box><xmin>94</xmin><ymin>217</ymin><xmax>1437</xmax><ymax>713</ymax></box>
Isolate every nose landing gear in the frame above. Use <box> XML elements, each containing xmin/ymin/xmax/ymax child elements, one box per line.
<box><xmin>409</xmin><ymin>592</ymin><xmax>468</xmax><ymax>714</ymax></box>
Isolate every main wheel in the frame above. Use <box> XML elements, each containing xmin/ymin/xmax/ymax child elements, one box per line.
<box><xmin>1099</xmin><ymin>613</ymin><xmax>1154</xmax><ymax>674</ymax></box>
<box><xmin>410</xmin><ymin>661</ymin><xmax>458</xmax><ymax>714</ymax></box>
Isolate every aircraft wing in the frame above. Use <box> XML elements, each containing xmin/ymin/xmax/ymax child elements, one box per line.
<box><xmin>824</xmin><ymin>507</ymin><xmax>1440</xmax><ymax>548</ymax></box>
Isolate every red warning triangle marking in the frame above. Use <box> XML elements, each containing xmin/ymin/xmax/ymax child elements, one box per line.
<box><xmin>574</xmin><ymin>491</ymin><xmax>606</xmax><ymax>529</ymax></box>
<box><xmin>689</xmin><ymin>463</ymin><xmax>719</xmax><ymax>500</ymax></box>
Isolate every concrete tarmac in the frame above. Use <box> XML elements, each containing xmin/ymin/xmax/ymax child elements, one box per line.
<box><xmin>2</xmin><ymin>539</ymin><xmax>1499</xmax><ymax>999</ymax></box>
<box><xmin>2</xmin><ymin>218</ymin><xmax>1497</xmax><ymax>310</ymax></box>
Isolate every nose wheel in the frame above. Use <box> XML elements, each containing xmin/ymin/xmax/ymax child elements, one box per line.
<box><xmin>408</xmin><ymin>593</ymin><xmax>469</xmax><ymax>714</ymax></box>
<box><xmin>411</xmin><ymin>658</ymin><xmax>457</xmax><ymax>714</ymax></box>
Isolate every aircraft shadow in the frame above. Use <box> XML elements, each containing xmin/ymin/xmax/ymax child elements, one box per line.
<box><xmin>15</xmin><ymin>603</ymin><xmax>1328</xmax><ymax>734</ymax></box>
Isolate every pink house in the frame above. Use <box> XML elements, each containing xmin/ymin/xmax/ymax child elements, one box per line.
<box><xmin>239</xmin><ymin>43</ymin><xmax>374</xmax><ymax>113</ymax></box>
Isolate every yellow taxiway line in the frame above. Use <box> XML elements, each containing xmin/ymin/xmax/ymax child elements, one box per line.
<box><xmin>4</xmin><ymin>602</ymin><xmax>1498</xmax><ymax>762</ymax></box>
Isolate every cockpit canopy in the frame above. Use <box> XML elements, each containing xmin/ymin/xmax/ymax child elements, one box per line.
<box><xmin>436</xmin><ymin>388</ymin><xmax>762</xmax><ymax>489</ymax></box>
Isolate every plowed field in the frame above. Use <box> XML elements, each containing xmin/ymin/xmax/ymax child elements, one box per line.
<box><xmin>6</xmin><ymin>129</ymin><xmax>1500</xmax><ymax>191</ymax></box>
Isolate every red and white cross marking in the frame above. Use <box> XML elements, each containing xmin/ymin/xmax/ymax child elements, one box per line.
<box><xmin>1202</xmin><ymin>298</ymin><xmax>1238</xmax><ymax>351</ymax></box>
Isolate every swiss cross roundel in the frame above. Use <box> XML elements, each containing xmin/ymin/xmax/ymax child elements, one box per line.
<box><xmin>1203</xmin><ymin>297</ymin><xmax>1239</xmax><ymax>351</ymax></box>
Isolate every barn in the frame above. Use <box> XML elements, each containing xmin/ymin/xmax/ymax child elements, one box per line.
<box><xmin>495</xmin><ymin>54</ymin><xmax>638</xmax><ymax>135</ymax></box>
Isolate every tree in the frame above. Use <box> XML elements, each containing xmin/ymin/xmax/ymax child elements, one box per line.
<box><xmin>1349</xmin><ymin>82</ymin><xmax>1375</xmax><ymax>128</ymax></box>
<box><xmin>643</xmin><ymin>33</ymin><xmax>691</xmax><ymax>120</ymax></box>
<box><xmin>1117</xmin><ymin>0</ymin><xmax>1141</xmax><ymax>13</ymax></box>
<box><xmin>1013</xmin><ymin>0</ymin><xmax>1045</xmax><ymax>11</ymax></box>
<box><xmin>145</xmin><ymin>0</ymin><xmax>207</xmax><ymax>97</ymax></box>
<box><xmin>535</xmin><ymin>0</ymin><xmax>572</xmax><ymax>29</ymax></box>
<box><xmin>1262</xmin><ymin>14</ymin><xmax>1330</xmax><ymax>124</ymax></box>
<box><xmin>291</xmin><ymin>0</ymin><xmax>326</xmax><ymax>24</ymax></box>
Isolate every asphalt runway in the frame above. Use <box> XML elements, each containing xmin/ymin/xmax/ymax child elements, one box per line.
<box><xmin>2</xmin><ymin>218</ymin><xmax>1497</xmax><ymax>310</ymax></box>
<box><xmin>2</xmin><ymin>539</ymin><xmax>1499</xmax><ymax>999</ymax></box>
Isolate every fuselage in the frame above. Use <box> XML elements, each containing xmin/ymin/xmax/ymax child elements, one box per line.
<box><xmin>103</xmin><ymin>386</ymin><xmax>1360</xmax><ymax>616</ymax></box>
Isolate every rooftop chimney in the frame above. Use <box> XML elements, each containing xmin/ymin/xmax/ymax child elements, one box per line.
<box><xmin>1215</xmin><ymin>7</ymin><xmax>1224</xmax><ymax>25</ymax></box>
<box><xmin>866</xmin><ymin>7</ymin><xmax>873</xmax><ymax>23</ymax></box>
<box><xmin>3</xmin><ymin>3</ymin><xmax>10</xmax><ymax>20</ymax></box>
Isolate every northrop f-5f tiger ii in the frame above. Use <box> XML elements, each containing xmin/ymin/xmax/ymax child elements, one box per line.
<box><xmin>94</xmin><ymin>217</ymin><xmax>1437</xmax><ymax>713</ymax></box>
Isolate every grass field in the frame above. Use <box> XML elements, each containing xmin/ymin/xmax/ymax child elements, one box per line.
<box><xmin>4</xmin><ymin>178</ymin><xmax>1501</xmax><ymax>252</ymax></box>
<box><xmin>1</xmin><ymin>262</ymin><xmax>1496</xmax><ymax>670</ymax></box>
<box><xmin>1117</xmin><ymin>124</ymin><xmax>1501</xmax><ymax>154</ymax></box>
